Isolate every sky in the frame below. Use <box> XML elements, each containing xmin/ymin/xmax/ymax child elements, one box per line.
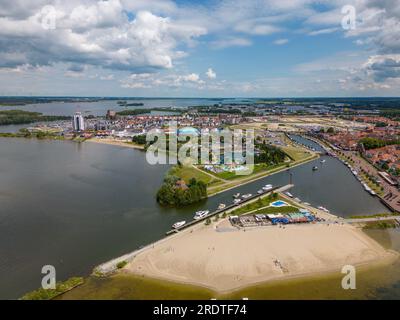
<box><xmin>0</xmin><ymin>0</ymin><xmax>400</xmax><ymax>97</ymax></box>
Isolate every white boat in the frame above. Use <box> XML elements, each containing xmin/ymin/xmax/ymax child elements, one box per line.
<box><xmin>312</xmin><ymin>166</ymin><xmax>318</xmax><ymax>171</ymax></box>
<box><xmin>294</xmin><ymin>197</ymin><xmax>301</xmax><ymax>202</ymax></box>
<box><xmin>194</xmin><ymin>210</ymin><xmax>210</xmax><ymax>220</ymax></box>
<box><xmin>172</xmin><ymin>221</ymin><xmax>186</xmax><ymax>229</ymax></box>
<box><xmin>233</xmin><ymin>199</ymin><xmax>241</xmax><ymax>204</ymax></box>
<box><xmin>242</xmin><ymin>194</ymin><xmax>252</xmax><ymax>199</ymax></box>
<box><xmin>303</xmin><ymin>202</ymin><xmax>311</xmax><ymax>206</ymax></box>
<box><xmin>369</xmin><ymin>190</ymin><xmax>376</xmax><ymax>196</ymax></box>
<box><xmin>218</xmin><ymin>203</ymin><xmax>226</xmax><ymax>210</ymax></box>
<box><xmin>233</xmin><ymin>193</ymin><xmax>241</xmax><ymax>198</ymax></box>
<box><xmin>262</xmin><ymin>184</ymin><xmax>273</xmax><ymax>191</ymax></box>
<box><xmin>320</xmin><ymin>159</ymin><xmax>326</xmax><ymax>163</ymax></box>
<box><xmin>318</xmin><ymin>206</ymin><xmax>330</xmax><ymax>213</ymax></box>
<box><xmin>285</xmin><ymin>192</ymin><xmax>293</xmax><ymax>198</ymax></box>
<box><xmin>351</xmin><ymin>170</ymin><xmax>358</xmax><ymax>176</ymax></box>
<box><xmin>257</xmin><ymin>190</ymin><xmax>264</xmax><ymax>194</ymax></box>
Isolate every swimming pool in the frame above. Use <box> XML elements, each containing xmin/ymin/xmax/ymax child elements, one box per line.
<box><xmin>271</xmin><ymin>200</ymin><xmax>288</xmax><ymax>207</ymax></box>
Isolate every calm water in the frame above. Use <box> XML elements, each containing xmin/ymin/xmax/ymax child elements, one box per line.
<box><xmin>0</xmin><ymin>137</ymin><xmax>389</xmax><ymax>299</ymax></box>
<box><xmin>0</xmin><ymin>98</ymin><xmax>240</xmax><ymax>117</ymax></box>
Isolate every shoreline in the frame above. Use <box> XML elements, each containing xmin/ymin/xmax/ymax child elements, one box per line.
<box><xmin>120</xmin><ymin>211</ymin><xmax>398</xmax><ymax>293</ymax></box>
<box><xmin>86</xmin><ymin>138</ymin><xmax>145</xmax><ymax>150</ymax></box>
<box><xmin>121</xmin><ymin>246</ymin><xmax>399</xmax><ymax>295</ymax></box>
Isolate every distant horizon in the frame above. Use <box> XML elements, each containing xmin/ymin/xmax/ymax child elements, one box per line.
<box><xmin>2</xmin><ymin>96</ymin><xmax>400</xmax><ymax>100</ymax></box>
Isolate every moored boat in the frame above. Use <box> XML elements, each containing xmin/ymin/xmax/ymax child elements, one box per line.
<box><xmin>262</xmin><ymin>184</ymin><xmax>273</xmax><ymax>191</ymax></box>
<box><xmin>194</xmin><ymin>210</ymin><xmax>210</xmax><ymax>220</ymax></box>
<box><xmin>218</xmin><ymin>203</ymin><xmax>226</xmax><ymax>210</ymax></box>
<box><xmin>233</xmin><ymin>193</ymin><xmax>241</xmax><ymax>198</ymax></box>
<box><xmin>172</xmin><ymin>221</ymin><xmax>186</xmax><ymax>229</ymax></box>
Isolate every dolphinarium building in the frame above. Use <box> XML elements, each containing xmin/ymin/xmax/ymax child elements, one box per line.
<box><xmin>73</xmin><ymin>112</ymin><xmax>85</xmax><ymax>132</ymax></box>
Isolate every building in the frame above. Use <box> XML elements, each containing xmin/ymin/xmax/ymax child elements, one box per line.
<box><xmin>106</xmin><ymin>110</ymin><xmax>117</xmax><ymax>120</ymax></box>
<box><xmin>73</xmin><ymin>112</ymin><xmax>85</xmax><ymax>132</ymax></box>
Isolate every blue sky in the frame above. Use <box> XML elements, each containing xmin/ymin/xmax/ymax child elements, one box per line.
<box><xmin>0</xmin><ymin>0</ymin><xmax>399</xmax><ymax>97</ymax></box>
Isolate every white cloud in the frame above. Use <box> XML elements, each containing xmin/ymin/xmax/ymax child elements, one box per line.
<box><xmin>206</xmin><ymin>68</ymin><xmax>216</xmax><ymax>79</ymax></box>
<box><xmin>211</xmin><ymin>37</ymin><xmax>252</xmax><ymax>49</ymax></box>
<box><xmin>273</xmin><ymin>38</ymin><xmax>289</xmax><ymax>45</ymax></box>
<box><xmin>308</xmin><ymin>27</ymin><xmax>339</xmax><ymax>36</ymax></box>
<box><xmin>0</xmin><ymin>2</ymin><xmax>206</xmax><ymax>72</ymax></box>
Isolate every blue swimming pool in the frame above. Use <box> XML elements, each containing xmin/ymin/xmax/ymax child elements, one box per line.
<box><xmin>271</xmin><ymin>200</ymin><xmax>288</xmax><ymax>207</ymax></box>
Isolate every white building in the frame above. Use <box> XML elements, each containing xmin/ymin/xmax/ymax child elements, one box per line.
<box><xmin>73</xmin><ymin>112</ymin><xmax>85</xmax><ymax>132</ymax></box>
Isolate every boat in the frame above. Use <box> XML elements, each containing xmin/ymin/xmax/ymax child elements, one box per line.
<box><xmin>242</xmin><ymin>193</ymin><xmax>252</xmax><ymax>199</ymax></box>
<box><xmin>303</xmin><ymin>202</ymin><xmax>311</xmax><ymax>206</ymax></box>
<box><xmin>172</xmin><ymin>221</ymin><xmax>186</xmax><ymax>229</ymax></box>
<box><xmin>294</xmin><ymin>197</ymin><xmax>301</xmax><ymax>202</ymax></box>
<box><xmin>257</xmin><ymin>190</ymin><xmax>264</xmax><ymax>194</ymax></box>
<box><xmin>318</xmin><ymin>206</ymin><xmax>330</xmax><ymax>213</ymax></box>
<box><xmin>312</xmin><ymin>166</ymin><xmax>318</xmax><ymax>171</ymax></box>
<box><xmin>233</xmin><ymin>193</ymin><xmax>241</xmax><ymax>198</ymax></box>
<box><xmin>285</xmin><ymin>192</ymin><xmax>293</xmax><ymax>198</ymax></box>
<box><xmin>262</xmin><ymin>184</ymin><xmax>273</xmax><ymax>191</ymax></box>
<box><xmin>218</xmin><ymin>203</ymin><xmax>226</xmax><ymax>210</ymax></box>
<box><xmin>369</xmin><ymin>190</ymin><xmax>376</xmax><ymax>196</ymax></box>
<box><xmin>320</xmin><ymin>159</ymin><xmax>326</xmax><ymax>163</ymax></box>
<box><xmin>194</xmin><ymin>210</ymin><xmax>210</xmax><ymax>220</ymax></box>
<box><xmin>233</xmin><ymin>199</ymin><xmax>241</xmax><ymax>204</ymax></box>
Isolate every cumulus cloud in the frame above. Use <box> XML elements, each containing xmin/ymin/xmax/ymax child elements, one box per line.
<box><xmin>364</xmin><ymin>55</ymin><xmax>400</xmax><ymax>82</ymax></box>
<box><xmin>0</xmin><ymin>1</ymin><xmax>206</xmax><ymax>72</ymax></box>
<box><xmin>206</xmin><ymin>68</ymin><xmax>216</xmax><ymax>79</ymax></box>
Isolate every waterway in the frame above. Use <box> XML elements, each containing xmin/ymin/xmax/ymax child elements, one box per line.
<box><xmin>0</xmin><ymin>137</ymin><xmax>390</xmax><ymax>298</ymax></box>
<box><xmin>0</xmin><ymin>98</ymin><xmax>238</xmax><ymax>117</ymax></box>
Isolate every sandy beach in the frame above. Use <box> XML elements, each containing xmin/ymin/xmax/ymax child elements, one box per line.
<box><xmin>86</xmin><ymin>138</ymin><xmax>145</xmax><ymax>150</ymax></box>
<box><xmin>124</xmin><ymin>219</ymin><xmax>397</xmax><ymax>292</ymax></box>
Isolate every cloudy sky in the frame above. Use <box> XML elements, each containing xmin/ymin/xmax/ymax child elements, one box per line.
<box><xmin>0</xmin><ymin>0</ymin><xmax>400</xmax><ymax>97</ymax></box>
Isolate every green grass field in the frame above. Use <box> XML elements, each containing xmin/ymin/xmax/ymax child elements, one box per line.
<box><xmin>281</xmin><ymin>146</ymin><xmax>311</xmax><ymax>161</ymax></box>
<box><xmin>169</xmin><ymin>165</ymin><xmax>217</xmax><ymax>185</ymax></box>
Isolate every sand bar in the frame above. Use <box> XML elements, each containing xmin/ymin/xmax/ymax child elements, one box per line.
<box><xmin>125</xmin><ymin>219</ymin><xmax>397</xmax><ymax>292</ymax></box>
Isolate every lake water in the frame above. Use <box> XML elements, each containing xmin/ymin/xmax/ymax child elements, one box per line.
<box><xmin>0</xmin><ymin>98</ymin><xmax>243</xmax><ymax>117</ymax></box>
<box><xmin>0</xmin><ymin>137</ymin><xmax>390</xmax><ymax>298</ymax></box>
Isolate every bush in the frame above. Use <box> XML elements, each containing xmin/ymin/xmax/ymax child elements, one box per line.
<box><xmin>116</xmin><ymin>261</ymin><xmax>128</xmax><ymax>269</ymax></box>
<box><xmin>21</xmin><ymin>277</ymin><xmax>84</xmax><ymax>300</ymax></box>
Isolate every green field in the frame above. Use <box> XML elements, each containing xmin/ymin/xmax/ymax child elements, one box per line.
<box><xmin>281</xmin><ymin>146</ymin><xmax>312</xmax><ymax>161</ymax></box>
<box><xmin>169</xmin><ymin>165</ymin><xmax>218</xmax><ymax>185</ymax></box>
